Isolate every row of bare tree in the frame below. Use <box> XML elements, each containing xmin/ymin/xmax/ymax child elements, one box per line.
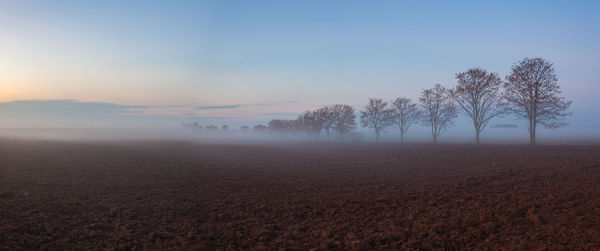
<box><xmin>184</xmin><ymin>58</ymin><xmax>571</xmax><ymax>144</ymax></box>
<box><xmin>359</xmin><ymin>57</ymin><xmax>572</xmax><ymax>144</ymax></box>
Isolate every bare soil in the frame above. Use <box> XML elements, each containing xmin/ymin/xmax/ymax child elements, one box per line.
<box><xmin>1</xmin><ymin>139</ymin><xmax>600</xmax><ymax>250</ymax></box>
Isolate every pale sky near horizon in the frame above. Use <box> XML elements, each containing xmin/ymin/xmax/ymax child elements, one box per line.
<box><xmin>0</xmin><ymin>0</ymin><xmax>599</xmax><ymax>131</ymax></box>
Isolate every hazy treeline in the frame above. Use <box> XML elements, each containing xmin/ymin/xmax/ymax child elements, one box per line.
<box><xmin>184</xmin><ymin>57</ymin><xmax>572</xmax><ymax>144</ymax></box>
<box><xmin>183</xmin><ymin>104</ymin><xmax>361</xmax><ymax>141</ymax></box>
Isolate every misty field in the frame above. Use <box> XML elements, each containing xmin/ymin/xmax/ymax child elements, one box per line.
<box><xmin>1</xmin><ymin>139</ymin><xmax>600</xmax><ymax>250</ymax></box>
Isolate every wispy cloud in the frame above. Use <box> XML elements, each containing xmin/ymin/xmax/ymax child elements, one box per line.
<box><xmin>195</xmin><ymin>100</ymin><xmax>301</xmax><ymax>111</ymax></box>
<box><xmin>256</xmin><ymin>112</ymin><xmax>299</xmax><ymax>117</ymax></box>
<box><xmin>0</xmin><ymin>100</ymin><xmax>152</xmax><ymax>115</ymax></box>
<box><xmin>195</xmin><ymin>104</ymin><xmax>244</xmax><ymax>110</ymax></box>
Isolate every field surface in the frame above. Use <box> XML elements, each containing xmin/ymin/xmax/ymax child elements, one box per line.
<box><xmin>1</xmin><ymin>139</ymin><xmax>600</xmax><ymax>250</ymax></box>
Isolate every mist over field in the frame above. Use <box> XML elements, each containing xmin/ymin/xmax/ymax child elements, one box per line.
<box><xmin>0</xmin><ymin>101</ymin><xmax>598</xmax><ymax>144</ymax></box>
<box><xmin>1</xmin><ymin>125</ymin><xmax>599</xmax><ymax>145</ymax></box>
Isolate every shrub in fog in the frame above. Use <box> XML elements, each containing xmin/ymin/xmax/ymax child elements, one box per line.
<box><xmin>182</xmin><ymin>122</ymin><xmax>202</xmax><ymax>131</ymax></box>
<box><xmin>205</xmin><ymin>125</ymin><xmax>219</xmax><ymax>132</ymax></box>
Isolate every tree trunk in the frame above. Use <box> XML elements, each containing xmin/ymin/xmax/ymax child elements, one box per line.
<box><xmin>400</xmin><ymin>131</ymin><xmax>404</xmax><ymax>144</ymax></box>
<box><xmin>375</xmin><ymin>131</ymin><xmax>380</xmax><ymax>143</ymax></box>
<box><xmin>529</xmin><ymin>118</ymin><xmax>536</xmax><ymax>145</ymax></box>
<box><xmin>433</xmin><ymin>134</ymin><xmax>438</xmax><ymax>144</ymax></box>
<box><xmin>475</xmin><ymin>129</ymin><xmax>480</xmax><ymax>144</ymax></box>
<box><xmin>529</xmin><ymin>126</ymin><xmax>536</xmax><ymax>145</ymax></box>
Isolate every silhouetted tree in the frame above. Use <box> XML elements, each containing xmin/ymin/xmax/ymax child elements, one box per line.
<box><xmin>330</xmin><ymin>104</ymin><xmax>356</xmax><ymax>138</ymax></box>
<box><xmin>182</xmin><ymin>122</ymin><xmax>202</xmax><ymax>130</ymax></box>
<box><xmin>287</xmin><ymin>119</ymin><xmax>303</xmax><ymax>135</ymax></box>
<box><xmin>420</xmin><ymin>84</ymin><xmax>457</xmax><ymax>143</ymax></box>
<box><xmin>240</xmin><ymin>126</ymin><xmax>250</xmax><ymax>132</ymax></box>
<box><xmin>252</xmin><ymin>124</ymin><xmax>268</xmax><ymax>133</ymax></box>
<box><xmin>296</xmin><ymin>109</ymin><xmax>328</xmax><ymax>140</ymax></box>
<box><xmin>504</xmin><ymin>57</ymin><xmax>572</xmax><ymax>144</ymax></box>
<box><xmin>268</xmin><ymin>119</ymin><xmax>292</xmax><ymax>134</ymax></box>
<box><xmin>313</xmin><ymin>107</ymin><xmax>331</xmax><ymax>140</ymax></box>
<box><xmin>360</xmin><ymin>98</ymin><xmax>392</xmax><ymax>143</ymax></box>
<box><xmin>221</xmin><ymin>125</ymin><xmax>229</xmax><ymax>132</ymax></box>
<box><xmin>453</xmin><ymin>68</ymin><xmax>505</xmax><ymax>144</ymax></box>
<box><xmin>205</xmin><ymin>125</ymin><xmax>219</xmax><ymax>132</ymax></box>
<box><xmin>318</xmin><ymin>106</ymin><xmax>335</xmax><ymax>140</ymax></box>
<box><xmin>291</xmin><ymin>105</ymin><xmax>356</xmax><ymax>140</ymax></box>
<box><xmin>296</xmin><ymin>111</ymin><xmax>314</xmax><ymax>138</ymax></box>
<box><xmin>389</xmin><ymin>97</ymin><xmax>421</xmax><ymax>143</ymax></box>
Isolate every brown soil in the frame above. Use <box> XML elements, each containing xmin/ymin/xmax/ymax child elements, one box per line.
<box><xmin>1</xmin><ymin>139</ymin><xmax>600</xmax><ymax>250</ymax></box>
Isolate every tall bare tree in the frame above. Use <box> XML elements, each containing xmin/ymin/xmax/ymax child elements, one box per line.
<box><xmin>312</xmin><ymin>107</ymin><xmax>330</xmax><ymax>140</ymax></box>
<box><xmin>504</xmin><ymin>57</ymin><xmax>572</xmax><ymax>145</ymax></box>
<box><xmin>296</xmin><ymin>108</ymin><xmax>328</xmax><ymax>140</ymax></box>
<box><xmin>296</xmin><ymin>111</ymin><xmax>315</xmax><ymax>138</ymax></box>
<box><xmin>317</xmin><ymin>106</ymin><xmax>335</xmax><ymax>140</ymax></box>
<box><xmin>360</xmin><ymin>98</ymin><xmax>391</xmax><ymax>143</ymax></box>
<box><xmin>420</xmin><ymin>84</ymin><xmax>457</xmax><ymax>143</ymax></box>
<box><xmin>389</xmin><ymin>97</ymin><xmax>421</xmax><ymax>143</ymax></box>
<box><xmin>329</xmin><ymin>104</ymin><xmax>356</xmax><ymax>138</ymax></box>
<box><xmin>453</xmin><ymin>68</ymin><xmax>505</xmax><ymax>144</ymax></box>
<box><xmin>252</xmin><ymin>124</ymin><xmax>268</xmax><ymax>133</ymax></box>
<box><xmin>268</xmin><ymin>119</ymin><xmax>292</xmax><ymax>134</ymax></box>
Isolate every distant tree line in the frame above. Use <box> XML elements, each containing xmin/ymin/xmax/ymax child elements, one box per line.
<box><xmin>267</xmin><ymin>104</ymin><xmax>357</xmax><ymax>140</ymax></box>
<box><xmin>184</xmin><ymin>58</ymin><xmax>571</xmax><ymax>145</ymax></box>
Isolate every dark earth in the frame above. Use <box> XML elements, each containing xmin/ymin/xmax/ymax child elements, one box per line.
<box><xmin>1</xmin><ymin>139</ymin><xmax>600</xmax><ymax>250</ymax></box>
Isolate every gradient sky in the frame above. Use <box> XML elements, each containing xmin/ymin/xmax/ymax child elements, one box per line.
<box><xmin>0</xmin><ymin>1</ymin><xmax>599</xmax><ymax>131</ymax></box>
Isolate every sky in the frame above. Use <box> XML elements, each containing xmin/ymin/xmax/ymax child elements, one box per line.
<box><xmin>0</xmin><ymin>1</ymin><xmax>599</xmax><ymax>138</ymax></box>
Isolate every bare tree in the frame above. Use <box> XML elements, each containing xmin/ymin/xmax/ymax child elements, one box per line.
<box><xmin>504</xmin><ymin>57</ymin><xmax>572</xmax><ymax>145</ymax></box>
<box><xmin>453</xmin><ymin>68</ymin><xmax>505</xmax><ymax>144</ymax></box>
<box><xmin>287</xmin><ymin>119</ymin><xmax>303</xmax><ymax>135</ymax></box>
<box><xmin>295</xmin><ymin>110</ymin><xmax>327</xmax><ymax>140</ymax></box>
<box><xmin>205</xmin><ymin>125</ymin><xmax>219</xmax><ymax>132</ymax></box>
<box><xmin>312</xmin><ymin>106</ymin><xmax>331</xmax><ymax>140</ymax></box>
<box><xmin>330</xmin><ymin>104</ymin><xmax>356</xmax><ymax>138</ymax></box>
<box><xmin>268</xmin><ymin>119</ymin><xmax>292</xmax><ymax>134</ymax></box>
<box><xmin>295</xmin><ymin>111</ymin><xmax>313</xmax><ymax>138</ymax></box>
<box><xmin>252</xmin><ymin>124</ymin><xmax>268</xmax><ymax>133</ymax></box>
<box><xmin>360</xmin><ymin>98</ymin><xmax>392</xmax><ymax>143</ymax></box>
<box><xmin>389</xmin><ymin>97</ymin><xmax>421</xmax><ymax>143</ymax></box>
<box><xmin>319</xmin><ymin>106</ymin><xmax>336</xmax><ymax>140</ymax></box>
<box><xmin>420</xmin><ymin>84</ymin><xmax>457</xmax><ymax>143</ymax></box>
<box><xmin>182</xmin><ymin>122</ymin><xmax>202</xmax><ymax>131</ymax></box>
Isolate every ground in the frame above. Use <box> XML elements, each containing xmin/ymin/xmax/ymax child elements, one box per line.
<box><xmin>1</xmin><ymin>139</ymin><xmax>600</xmax><ymax>250</ymax></box>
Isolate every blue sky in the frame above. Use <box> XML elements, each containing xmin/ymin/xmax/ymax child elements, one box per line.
<box><xmin>0</xmin><ymin>1</ymin><xmax>598</xmax><ymax>137</ymax></box>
